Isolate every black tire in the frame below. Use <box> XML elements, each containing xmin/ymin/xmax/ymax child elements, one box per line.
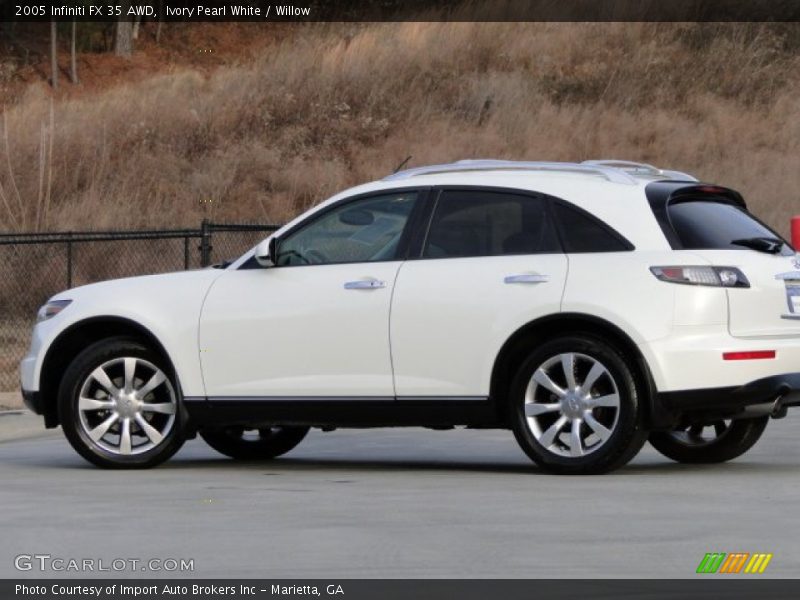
<box><xmin>649</xmin><ymin>417</ymin><xmax>769</xmax><ymax>464</ymax></box>
<box><xmin>58</xmin><ymin>336</ymin><xmax>186</xmax><ymax>469</ymax></box>
<box><xmin>509</xmin><ymin>334</ymin><xmax>649</xmax><ymax>475</ymax></box>
<box><xmin>201</xmin><ymin>426</ymin><xmax>309</xmax><ymax>460</ymax></box>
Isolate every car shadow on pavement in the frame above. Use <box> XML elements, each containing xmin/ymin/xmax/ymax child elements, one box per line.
<box><xmin>166</xmin><ymin>455</ymin><xmax>541</xmax><ymax>475</ymax></box>
<box><xmin>9</xmin><ymin>455</ymin><xmax>800</xmax><ymax>476</ymax></box>
<box><xmin>4</xmin><ymin>436</ymin><xmax>798</xmax><ymax>475</ymax></box>
<box><xmin>156</xmin><ymin>455</ymin><xmax>800</xmax><ymax>477</ymax></box>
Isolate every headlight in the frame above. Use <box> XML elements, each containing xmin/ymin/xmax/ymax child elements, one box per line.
<box><xmin>36</xmin><ymin>299</ymin><xmax>72</xmax><ymax>323</ymax></box>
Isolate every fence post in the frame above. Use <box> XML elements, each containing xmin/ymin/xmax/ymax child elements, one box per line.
<box><xmin>66</xmin><ymin>233</ymin><xmax>74</xmax><ymax>288</ymax></box>
<box><xmin>199</xmin><ymin>219</ymin><xmax>212</xmax><ymax>267</ymax></box>
<box><xmin>183</xmin><ymin>236</ymin><xmax>190</xmax><ymax>270</ymax></box>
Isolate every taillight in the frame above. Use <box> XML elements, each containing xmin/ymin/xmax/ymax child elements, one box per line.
<box><xmin>650</xmin><ymin>266</ymin><xmax>750</xmax><ymax>288</ymax></box>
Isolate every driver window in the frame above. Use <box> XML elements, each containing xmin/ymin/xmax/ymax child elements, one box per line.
<box><xmin>275</xmin><ymin>192</ymin><xmax>418</xmax><ymax>266</ymax></box>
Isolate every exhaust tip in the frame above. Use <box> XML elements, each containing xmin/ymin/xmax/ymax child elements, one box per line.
<box><xmin>771</xmin><ymin>388</ymin><xmax>790</xmax><ymax>419</ymax></box>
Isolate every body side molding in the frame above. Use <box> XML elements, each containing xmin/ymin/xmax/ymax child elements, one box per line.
<box><xmin>183</xmin><ymin>396</ymin><xmax>499</xmax><ymax>429</ymax></box>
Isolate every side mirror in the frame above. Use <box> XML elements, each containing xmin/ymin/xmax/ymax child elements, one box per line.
<box><xmin>254</xmin><ymin>237</ymin><xmax>277</xmax><ymax>267</ymax></box>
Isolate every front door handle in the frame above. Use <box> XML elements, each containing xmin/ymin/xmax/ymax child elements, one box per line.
<box><xmin>504</xmin><ymin>273</ymin><xmax>549</xmax><ymax>284</ymax></box>
<box><xmin>344</xmin><ymin>279</ymin><xmax>387</xmax><ymax>290</ymax></box>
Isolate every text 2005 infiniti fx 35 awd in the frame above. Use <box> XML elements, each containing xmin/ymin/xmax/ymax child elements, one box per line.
<box><xmin>20</xmin><ymin>160</ymin><xmax>800</xmax><ymax>473</ymax></box>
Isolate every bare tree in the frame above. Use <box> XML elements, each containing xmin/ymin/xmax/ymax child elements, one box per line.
<box><xmin>49</xmin><ymin>21</ymin><xmax>58</xmax><ymax>89</ymax></box>
<box><xmin>156</xmin><ymin>0</ymin><xmax>164</xmax><ymax>43</ymax></box>
<box><xmin>115</xmin><ymin>24</ymin><xmax>133</xmax><ymax>57</ymax></box>
<box><xmin>70</xmin><ymin>19</ymin><xmax>78</xmax><ymax>84</ymax></box>
<box><xmin>115</xmin><ymin>2</ymin><xmax>134</xmax><ymax>58</ymax></box>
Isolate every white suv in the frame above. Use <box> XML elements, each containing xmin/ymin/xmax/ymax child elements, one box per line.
<box><xmin>20</xmin><ymin>160</ymin><xmax>800</xmax><ymax>473</ymax></box>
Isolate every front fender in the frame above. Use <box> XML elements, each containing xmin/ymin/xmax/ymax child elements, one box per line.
<box><xmin>24</xmin><ymin>269</ymin><xmax>222</xmax><ymax>397</ymax></box>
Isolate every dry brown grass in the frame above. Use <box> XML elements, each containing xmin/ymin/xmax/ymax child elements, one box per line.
<box><xmin>2</xmin><ymin>21</ymin><xmax>800</xmax><ymax>391</ymax></box>
<box><xmin>2</xmin><ymin>21</ymin><xmax>800</xmax><ymax>235</ymax></box>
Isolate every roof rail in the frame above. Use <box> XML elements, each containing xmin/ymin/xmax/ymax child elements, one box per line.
<box><xmin>384</xmin><ymin>160</ymin><xmax>639</xmax><ymax>184</ymax></box>
<box><xmin>582</xmin><ymin>160</ymin><xmax>698</xmax><ymax>182</ymax></box>
<box><xmin>384</xmin><ymin>159</ymin><xmax>697</xmax><ymax>184</ymax></box>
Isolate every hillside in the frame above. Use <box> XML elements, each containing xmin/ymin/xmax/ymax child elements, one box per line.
<box><xmin>1</xmin><ymin>21</ymin><xmax>800</xmax><ymax>235</ymax></box>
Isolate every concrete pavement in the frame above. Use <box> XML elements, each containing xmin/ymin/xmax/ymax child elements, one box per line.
<box><xmin>1</xmin><ymin>416</ymin><xmax>799</xmax><ymax>579</ymax></box>
<box><xmin>0</xmin><ymin>409</ymin><xmax>50</xmax><ymax>443</ymax></box>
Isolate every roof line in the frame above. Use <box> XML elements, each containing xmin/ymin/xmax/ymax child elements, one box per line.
<box><xmin>383</xmin><ymin>159</ymin><xmax>697</xmax><ymax>184</ymax></box>
<box><xmin>581</xmin><ymin>160</ymin><xmax>698</xmax><ymax>182</ymax></box>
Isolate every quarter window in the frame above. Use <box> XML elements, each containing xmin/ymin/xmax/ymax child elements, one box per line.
<box><xmin>551</xmin><ymin>202</ymin><xmax>631</xmax><ymax>253</ymax></box>
<box><xmin>422</xmin><ymin>191</ymin><xmax>560</xmax><ymax>259</ymax></box>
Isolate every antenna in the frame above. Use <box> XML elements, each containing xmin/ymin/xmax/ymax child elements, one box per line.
<box><xmin>392</xmin><ymin>156</ymin><xmax>413</xmax><ymax>174</ymax></box>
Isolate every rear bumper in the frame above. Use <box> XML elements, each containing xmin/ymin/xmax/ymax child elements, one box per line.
<box><xmin>658</xmin><ymin>373</ymin><xmax>800</xmax><ymax>421</ymax></box>
<box><xmin>641</xmin><ymin>327</ymin><xmax>800</xmax><ymax>392</ymax></box>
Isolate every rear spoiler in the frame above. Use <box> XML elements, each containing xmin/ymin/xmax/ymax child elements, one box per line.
<box><xmin>667</xmin><ymin>184</ymin><xmax>746</xmax><ymax>209</ymax></box>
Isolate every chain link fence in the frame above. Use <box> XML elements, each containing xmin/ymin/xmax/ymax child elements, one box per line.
<box><xmin>0</xmin><ymin>220</ymin><xmax>280</xmax><ymax>391</ymax></box>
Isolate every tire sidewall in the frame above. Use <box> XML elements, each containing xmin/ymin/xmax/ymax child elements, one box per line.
<box><xmin>200</xmin><ymin>426</ymin><xmax>309</xmax><ymax>460</ymax></box>
<box><xmin>649</xmin><ymin>416</ymin><xmax>769</xmax><ymax>464</ymax></box>
<box><xmin>510</xmin><ymin>335</ymin><xmax>646</xmax><ymax>474</ymax></box>
<box><xmin>58</xmin><ymin>337</ymin><xmax>186</xmax><ymax>469</ymax></box>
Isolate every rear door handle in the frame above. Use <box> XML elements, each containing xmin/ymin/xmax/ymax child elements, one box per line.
<box><xmin>504</xmin><ymin>273</ymin><xmax>549</xmax><ymax>284</ymax></box>
<box><xmin>344</xmin><ymin>279</ymin><xmax>387</xmax><ymax>290</ymax></box>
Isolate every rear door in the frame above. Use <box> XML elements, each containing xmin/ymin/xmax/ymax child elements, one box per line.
<box><xmin>389</xmin><ymin>188</ymin><xmax>568</xmax><ymax>398</ymax></box>
<box><xmin>664</xmin><ymin>195</ymin><xmax>800</xmax><ymax>338</ymax></box>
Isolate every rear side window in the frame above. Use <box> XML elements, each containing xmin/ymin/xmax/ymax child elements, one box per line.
<box><xmin>422</xmin><ymin>190</ymin><xmax>560</xmax><ymax>259</ymax></box>
<box><xmin>667</xmin><ymin>200</ymin><xmax>792</xmax><ymax>255</ymax></box>
<box><xmin>551</xmin><ymin>202</ymin><xmax>632</xmax><ymax>253</ymax></box>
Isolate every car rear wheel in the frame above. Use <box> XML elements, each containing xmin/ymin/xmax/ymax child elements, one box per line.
<box><xmin>649</xmin><ymin>416</ymin><xmax>769</xmax><ymax>464</ymax></box>
<box><xmin>509</xmin><ymin>335</ymin><xmax>648</xmax><ymax>475</ymax></box>
<box><xmin>58</xmin><ymin>337</ymin><xmax>186</xmax><ymax>469</ymax></box>
<box><xmin>201</xmin><ymin>426</ymin><xmax>309</xmax><ymax>460</ymax></box>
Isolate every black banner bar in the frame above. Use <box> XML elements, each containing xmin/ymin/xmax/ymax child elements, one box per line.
<box><xmin>3</xmin><ymin>580</ymin><xmax>800</xmax><ymax>600</ymax></box>
<box><xmin>6</xmin><ymin>0</ymin><xmax>800</xmax><ymax>23</ymax></box>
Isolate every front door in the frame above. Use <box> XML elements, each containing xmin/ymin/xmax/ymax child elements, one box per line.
<box><xmin>199</xmin><ymin>190</ymin><xmax>420</xmax><ymax>399</ymax></box>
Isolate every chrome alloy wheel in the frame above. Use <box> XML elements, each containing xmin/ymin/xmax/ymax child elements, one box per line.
<box><xmin>77</xmin><ymin>357</ymin><xmax>177</xmax><ymax>456</ymax></box>
<box><xmin>524</xmin><ymin>352</ymin><xmax>621</xmax><ymax>458</ymax></box>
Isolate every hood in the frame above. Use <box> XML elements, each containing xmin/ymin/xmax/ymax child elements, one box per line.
<box><xmin>47</xmin><ymin>268</ymin><xmax>225</xmax><ymax>335</ymax></box>
<box><xmin>52</xmin><ymin>268</ymin><xmax>223</xmax><ymax>303</ymax></box>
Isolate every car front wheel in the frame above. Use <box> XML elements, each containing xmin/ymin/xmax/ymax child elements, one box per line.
<box><xmin>59</xmin><ymin>337</ymin><xmax>186</xmax><ymax>469</ymax></box>
<box><xmin>510</xmin><ymin>335</ymin><xmax>648</xmax><ymax>475</ymax></box>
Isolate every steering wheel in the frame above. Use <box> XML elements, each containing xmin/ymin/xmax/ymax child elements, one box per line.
<box><xmin>303</xmin><ymin>248</ymin><xmax>329</xmax><ymax>265</ymax></box>
<box><xmin>278</xmin><ymin>247</ymin><xmax>330</xmax><ymax>265</ymax></box>
<box><xmin>278</xmin><ymin>249</ymin><xmax>310</xmax><ymax>265</ymax></box>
